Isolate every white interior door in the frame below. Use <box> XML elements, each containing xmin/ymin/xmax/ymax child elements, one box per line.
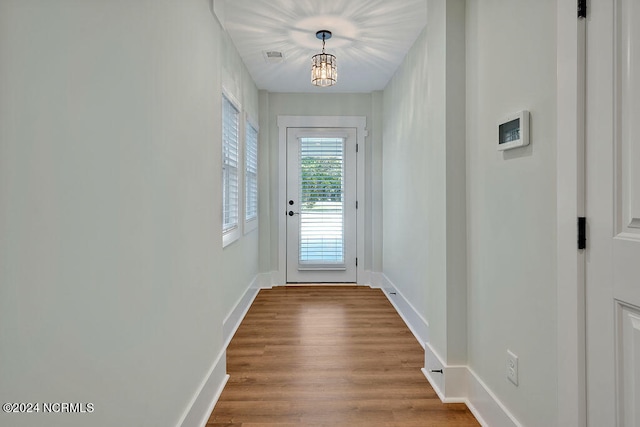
<box><xmin>286</xmin><ymin>128</ymin><xmax>357</xmax><ymax>283</ymax></box>
<box><xmin>586</xmin><ymin>1</ymin><xmax>640</xmax><ymax>425</ymax></box>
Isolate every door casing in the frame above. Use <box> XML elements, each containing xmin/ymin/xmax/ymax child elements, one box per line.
<box><xmin>276</xmin><ymin>115</ymin><xmax>367</xmax><ymax>286</ymax></box>
<box><xmin>556</xmin><ymin>1</ymin><xmax>587</xmax><ymax>425</ymax></box>
<box><xmin>285</xmin><ymin>128</ymin><xmax>357</xmax><ymax>283</ymax></box>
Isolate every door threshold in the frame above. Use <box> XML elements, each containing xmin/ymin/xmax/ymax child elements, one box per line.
<box><xmin>285</xmin><ymin>283</ymin><xmax>358</xmax><ymax>287</ymax></box>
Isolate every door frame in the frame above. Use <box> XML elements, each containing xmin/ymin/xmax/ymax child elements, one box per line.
<box><xmin>285</xmin><ymin>127</ymin><xmax>357</xmax><ymax>283</ymax></box>
<box><xmin>557</xmin><ymin>1</ymin><xmax>587</xmax><ymax>426</ymax></box>
<box><xmin>276</xmin><ymin>115</ymin><xmax>367</xmax><ymax>285</ymax></box>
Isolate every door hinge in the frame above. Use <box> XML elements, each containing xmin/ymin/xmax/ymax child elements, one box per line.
<box><xmin>356</xmin><ymin>258</ymin><xmax>358</xmax><ymax>267</ymax></box>
<box><xmin>578</xmin><ymin>0</ymin><xmax>586</xmax><ymax>19</ymax></box>
<box><xmin>578</xmin><ymin>217</ymin><xmax>586</xmax><ymax>250</ymax></box>
<box><xmin>356</xmin><ymin>144</ymin><xmax>359</xmax><ymax>153</ymax></box>
<box><xmin>356</xmin><ymin>201</ymin><xmax>359</xmax><ymax>209</ymax></box>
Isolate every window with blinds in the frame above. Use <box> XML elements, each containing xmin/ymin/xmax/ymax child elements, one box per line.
<box><xmin>222</xmin><ymin>95</ymin><xmax>239</xmax><ymax>236</ymax></box>
<box><xmin>245</xmin><ymin>121</ymin><xmax>258</xmax><ymax>223</ymax></box>
<box><xmin>298</xmin><ymin>137</ymin><xmax>345</xmax><ymax>264</ymax></box>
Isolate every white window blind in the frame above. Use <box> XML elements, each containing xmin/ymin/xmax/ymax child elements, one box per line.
<box><xmin>298</xmin><ymin>137</ymin><xmax>345</xmax><ymax>264</ymax></box>
<box><xmin>222</xmin><ymin>95</ymin><xmax>239</xmax><ymax>234</ymax></box>
<box><xmin>245</xmin><ymin>122</ymin><xmax>258</xmax><ymax>222</ymax></box>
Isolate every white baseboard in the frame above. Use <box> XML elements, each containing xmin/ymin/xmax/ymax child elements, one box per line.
<box><xmin>262</xmin><ymin>270</ymin><xmax>282</xmax><ymax>287</ymax></box>
<box><xmin>368</xmin><ymin>271</ymin><xmax>383</xmax><ymax>289</ymax></box>
<box><xmin>422</xmin><ymin>324</ymin><xmax>522</xmax><ymax>427</ymax></box>
<box><xmin>260</xmin><ymin>271</ymin><xmax>276</xmax><ymax>289</ymax></box>
<box><xmin>421</xmin><ymin>339</ymin><xmax>522</xmax><ymax>427</ymax></box>
<box><xmin>179</xmin><ymin>274</ymin><xmax>268</xmax><ymax>427</ymax></box>
<box><xmin>371</xmin><ymin>271</ymin><xmax>523</xmax><ymax>427</ymax></box>
<box><xmin>374</xmin><ymin>273</ymin><xmax>429</xmax><ymax>348</ymax></box>
<box><xmin>422</xmin><ymin>343</ymin><xmax>467</xmax><ymax>403</ymax></box>
<box><xmin>177</xmin><ymin>350</ymin><xmax>228</xmax><ymax>427</ymax></box>
<box><xmin>222</xmin><ymin>276</ymin><xmax>263</xmax><ymax>348</ymax></box>
<box><xmin>359</xmin><ymin>270</ymin><xmax>372</xmax><ymax>286</ymax></box>
<box><xmin>466</xmin><ymin>367</ymin><xmax>523</xmax><ymax>427</ymax></box>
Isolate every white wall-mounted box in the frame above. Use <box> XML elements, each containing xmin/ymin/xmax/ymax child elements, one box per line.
<box><xmin>498</xmin><ymin>110</ymin><xmax>530</xmax><ymax>151</ymax></box>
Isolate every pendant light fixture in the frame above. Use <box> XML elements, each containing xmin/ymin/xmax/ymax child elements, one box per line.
<box><xmin>311</xmin><ymin>30</ymin><xmax>337</xmax><ymax>87</ymax></box>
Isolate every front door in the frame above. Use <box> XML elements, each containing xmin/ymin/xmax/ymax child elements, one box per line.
<box><xmin>286</xmin><ymin>128</ymin><xmax>357</xmax><ymax>283</ymax></box>
<box><xmin>586</xmin><ymin>1</ymin><xmax>640</xmax><ymax>425</ymax></box>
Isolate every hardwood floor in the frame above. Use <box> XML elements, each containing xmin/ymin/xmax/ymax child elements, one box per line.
<box><xmin>207</xmin><ymin>286</ymin><xmax>479</xmax><ymax>427</ymax></box>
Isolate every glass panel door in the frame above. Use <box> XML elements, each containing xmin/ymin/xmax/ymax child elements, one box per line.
<box><xmin>286</xmin><ymin>128</ymin><xmax>357</xmax><ymax>283</ymax></box>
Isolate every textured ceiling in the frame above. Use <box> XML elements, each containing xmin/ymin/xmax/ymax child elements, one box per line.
<box><xmin>219</xmin><ymin>0</ymin><xmax>427</xmax><ymax>93</ymax></box>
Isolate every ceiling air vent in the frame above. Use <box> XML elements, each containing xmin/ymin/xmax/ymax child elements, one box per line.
<box><xmin>263</xmin><ymin>51</ymin><xmax>285</xmax><ymax>64</ymax></box>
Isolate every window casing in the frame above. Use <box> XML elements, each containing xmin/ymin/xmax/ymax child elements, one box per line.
<box><xmin>245</xmin><ymin>119</ymin><xmax>259</xmax><ymax>232</ymax></box>
<box><xmin>222</xmin><ymin>93</ymin><xmax>241</xmax><ymax>246</ymax></box>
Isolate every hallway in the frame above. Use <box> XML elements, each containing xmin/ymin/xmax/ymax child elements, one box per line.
<box><xmin>208</xmin><ymin>287</ymin><xmax>479</xmax><ymax>426</ymax></box>
<box><xmin>0</xmin><ymin>1</ymin><xmax>577</xmax><ymax>426</ymax></box>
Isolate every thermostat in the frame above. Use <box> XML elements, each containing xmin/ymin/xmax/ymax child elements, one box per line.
<box><xmin>498</xmin><ymin>110</ymin><xmax>529</xmax><ymax>151</ymax></box>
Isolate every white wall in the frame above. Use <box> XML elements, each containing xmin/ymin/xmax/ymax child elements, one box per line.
<box><xmin>217</xmin><ymin>19</ymin><xmax>261</xmax><ymax>326</ymax></box>
<box><xmin>262</xmin><ymin>93</ymin><xmax>382</xmax><ymax>280</ymax></box>
<box><xmin>0</xmin><ymin>1</ymin><xmax>259</xmax><ymax>426</ymax></box>
<box><xmin>382</xmin><ymin>0</ymin><xmax>466</xmax><ymax>364</ymax></box>
<box><xmin>466</xmin><ymin>1</ymin><xmax>558</xmax><ymax>426</ymax></box>
<box><xmin>382</xmin><ymin>21</ymin><xmax>440</xmax><ymax>350</ymax></box>
<box><xmin>382</xmin><ymin>0</ymin><xmax>558</xmax><ymax>425</ymax></box>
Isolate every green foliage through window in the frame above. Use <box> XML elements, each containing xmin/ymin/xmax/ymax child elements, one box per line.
<box><xmin>300</xmin><ymin>156</ymin><xmax>343</xmax><ymax>209</ymax></box>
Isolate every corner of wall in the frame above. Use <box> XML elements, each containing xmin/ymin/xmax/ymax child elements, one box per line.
<box><xmin>211</xmin><ymin>0</ymin><xmax>225</xmax><ymax>29</ymax></box>
<box><xmin>373</xmin><ymin>270</ymin><xmax>525</xmax><ymax>427</ymax></box>
<box><xmin>179</xmin><ymin>273</ymin><xmax>268</xmax><ymax>427</ymax></box>
<box><xmin>222</xmin><ymin>275</ymin><xmax>262</xmax><ymax>347</ymax></box>
<box><xmin>177</xmin><ymin>352</ymin><xmax>228</xmax><ymax>427</ymax></box>
<box><xmin>373</xmin><ymin>273</ymin><xmax>429</xmax><ymax>349</ymax></box>
<box><xmin>421</xmin><ymin>333</ymin><xmax>524</xmax><ymax>427</ymax></box>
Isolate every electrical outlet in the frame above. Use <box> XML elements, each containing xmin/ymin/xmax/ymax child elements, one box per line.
<box><xmin>507</xmin><ymin>350</ymin><xmax>518</xmax><ymax>386</ymax></box>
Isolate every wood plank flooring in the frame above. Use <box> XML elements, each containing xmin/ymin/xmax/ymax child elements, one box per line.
<box><xmin>207</xmin><ymin>286</ymin><xmax>479</xmax><ymax>427</ymax></box>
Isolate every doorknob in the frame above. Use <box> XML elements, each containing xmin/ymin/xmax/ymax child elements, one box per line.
<box><xmin>288</xmin><ymin>211</ymin><xmax>299</xmax><ymax>216</ymax></box>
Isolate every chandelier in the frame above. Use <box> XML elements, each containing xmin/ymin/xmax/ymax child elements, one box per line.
<box><xmin>311</xmin><ymin>30</ymin><xmax>337</xmax><ymax>87</ymax></box>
